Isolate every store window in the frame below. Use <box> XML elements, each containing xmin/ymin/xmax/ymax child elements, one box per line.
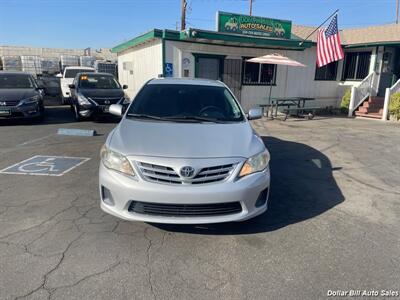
<box><xmin>242</xmin><ymin>59</ymin><xmax>276</xmax><ymax>85</ymax></box>
<box><xmin>315</xmin><ymin>61</ymin><xmax>338</xmax><ymax>81</ymax></box>
<box><xmin>342</xmin><ymin>51</ymin><xmax>371</xmax><ymax>80</ymax></box>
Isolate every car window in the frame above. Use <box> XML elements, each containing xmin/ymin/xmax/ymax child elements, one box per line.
<box><xmin>0</xmin><ymin>74</ymin><xmax>35</xmax><ymax>89</ymax></box>
<box><xmin>78</xmin><ymin>74</ymin><xmax>121</xmax><ymax>89</ymax></box>
<box><xmin>128</xmin><ymin>84</ymin><xmax>244</xmax><ymax>122</ymax></box>
<box><xmin>64</xmin><ymin>69</ymin><xmax>94</xmax><ymax>78</ymax></box>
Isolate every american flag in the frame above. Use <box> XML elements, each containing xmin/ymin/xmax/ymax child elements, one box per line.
<box><xmin>316</xmin><ymin>14</ymin><xmax>344</xmax><ymax>67</ymax></box>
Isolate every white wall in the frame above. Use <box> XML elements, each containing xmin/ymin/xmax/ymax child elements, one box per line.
<box><xmin>117</xmin><ymin>39</ymin><xmax>162</xmax><ymax>98</ymax></box>
<box><xmin>165</xmin><ymin>40</ymin><xmax>347</xmax><ymax>111</ymax></box>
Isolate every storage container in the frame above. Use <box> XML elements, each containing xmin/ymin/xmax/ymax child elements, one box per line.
<box><xmin>0</xmin><ymin>56</ymin><xmax>22</xmax><ymax>71</ymax></box>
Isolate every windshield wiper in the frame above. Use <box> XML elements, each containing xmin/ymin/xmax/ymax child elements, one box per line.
<box><xmin>163</xmin><ymin>116</ymin><xmax>224</xmax><ymax>123</ymax></box>
<box><xmin>126</xmin><ymin>113</ymin><xmax>168</xmax><ymax>121</ymax></box>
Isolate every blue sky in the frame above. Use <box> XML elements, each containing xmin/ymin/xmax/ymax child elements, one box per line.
<box><xmin>0</xmin><ymin>0</ymin><xmax>397</xmax><ymax>49</ymax></box>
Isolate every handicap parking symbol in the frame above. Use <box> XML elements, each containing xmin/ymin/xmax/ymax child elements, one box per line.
<box><xmin>0</xmin><ymin>155</ymin><xmax>90</xmax><ymax>176</ymax></box>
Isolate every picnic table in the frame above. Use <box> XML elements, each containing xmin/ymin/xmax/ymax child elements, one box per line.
<box><xmin>259</xmin><ymin>97</ymin><xmax>316</xmax><ymax>120</ymax></box>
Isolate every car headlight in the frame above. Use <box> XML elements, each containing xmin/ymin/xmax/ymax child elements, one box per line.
<box><xmin>77</xmin><ymin>93</ymin><xmax>91</xmax><ymax>105</ymax></box>
<box><xmin>19</xmin><ymin>95</ymin><xmax>40</xmax><ymax>105</ymax></box>
<box><xmin>238</xmin><ymin>149</ymin><xmax>270</xmax><ymax>178</ymax></box>
<box><xmin>100</xmin><ymin>144</ymin><xmax>135</xmax><ymax>177</ymax></box>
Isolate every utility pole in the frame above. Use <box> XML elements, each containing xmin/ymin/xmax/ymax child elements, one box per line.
<box><xmin>249</xmin><ymin>0</ymin><xmax>253</xmax><ymax>16</ymax></box>
<box><xmin>181</xmin><ymin>0</ymin><xmax>187</xmax><ymax>31</ymax></box>
<box><xmin>396</xmin><ymin>0</ymin><xmax>399</xmax><ymax>24</ymax></box>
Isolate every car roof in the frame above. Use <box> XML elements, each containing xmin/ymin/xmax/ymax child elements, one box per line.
<box><xmin>148</xmin><ymin>78</ymin><xmax>225</xmax><ymax>87</ymax></box>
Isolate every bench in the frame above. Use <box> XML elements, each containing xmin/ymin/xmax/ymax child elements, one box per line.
<box><xmin>258</xmin><ymin>104</ymin><xmax>273</xmax><ymax>117</ymax></box>
<box><xmin>282</xmin><ymin>107</ymin><xmax>320</xmax><ymax>121</ymax></box>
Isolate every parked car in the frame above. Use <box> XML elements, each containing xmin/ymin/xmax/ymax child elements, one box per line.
<box><xmin>0</xmin><ymin>71</ymin><xmax>45</xmax><ymax>121</ymax></box>
<box><xmin>99</xmin><ymin>78</ymin><xmax>270</xmax><ymax>224</ymax></box>
<box><xmin>56</xmin><ymin>66</ymin><xmax>95</xmax><ymax>104</ymax></box>
<box><xmin>68</xmin><ymin>72</ymin><xmax>129</xmax><ymax>121</ymax></box>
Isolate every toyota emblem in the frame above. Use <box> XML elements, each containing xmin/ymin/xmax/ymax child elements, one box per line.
<box><xmin>104</xmin><ymin>100</ymin><xmax>110</xmax><ymax>105</ymax></box>
<box><xmin>180</xmin><ymin>166</ymin><xmax>195</xmax><ymax>178</ymax></box>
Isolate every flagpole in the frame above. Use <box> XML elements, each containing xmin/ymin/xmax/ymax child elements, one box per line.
<box><xmin>299</xmin><ymin>9</ymin><xmax>339</xmax><ymax>46</ymax></box>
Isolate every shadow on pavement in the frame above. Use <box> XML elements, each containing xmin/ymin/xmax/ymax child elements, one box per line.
<box><xmin>152</xmin><ymin>136</ymin><xmax>345</xmax><ymax>235</ymax></box>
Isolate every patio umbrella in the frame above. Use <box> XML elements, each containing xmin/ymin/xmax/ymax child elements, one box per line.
<box><xmin>247</xmin><ymin>53</ymin><xmax>306</xmax><ymax>104</ymax></box>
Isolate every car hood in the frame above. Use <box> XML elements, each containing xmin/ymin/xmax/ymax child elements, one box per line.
<box><xmin>109</xmin><ymin>119</ymin><xmax>265</xmax><ymax>158</ymax></box>
<box><xmin>79</xmin><ymin>88</ymin><xmax>124</xmax><ymax>99</ymax></box>
<box><xmin>0</xmin><ymin>89</ymin><xmax>38</xmax><ymax>102</ymax></box>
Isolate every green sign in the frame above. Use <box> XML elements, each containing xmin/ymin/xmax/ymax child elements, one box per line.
<box><xmin>217</xmin><ymin>11</ymin><xmax>292</xmax><ymax>39</ymax></box>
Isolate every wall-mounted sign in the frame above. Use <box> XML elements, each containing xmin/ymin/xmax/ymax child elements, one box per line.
<box><xmin>164</xmin><ymin>63</ymin><xmax>173</xmax><ymax>77</ymax></box>
<box><xmin>217</xmin><ymin>11</ymin><xmax>292</xmax><ymax>39</ymax></box>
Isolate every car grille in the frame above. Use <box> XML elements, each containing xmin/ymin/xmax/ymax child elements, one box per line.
<box><xmin>1</xmin><ymin>100</ymin><xmax>20</xmax><ymax>107</ymax></box>
<box><xmin>137</xmin><ymin>162</ymin><xmax>235</xmax><ymax>185</ymax></box>
<box><xmin>89</xmin><ymin>97</ymin><xmax>122</xmax><ymax>105</ymax></box>
<box><xmin>128</xmin><ymin>201</ymin><xmax>242</xmax><ymax>217</ymax></box>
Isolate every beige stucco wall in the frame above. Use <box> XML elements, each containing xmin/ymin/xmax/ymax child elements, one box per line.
<box><xmin>116</xmin><ymin>39</ymin><xmax>163</xmax><ymax>98</ymax></box>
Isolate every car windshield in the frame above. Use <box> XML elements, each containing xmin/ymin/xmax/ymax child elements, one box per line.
<box><xmin>127</xmin><ymin>84</ymin><xmax>244</xmax><ymax>123</ymax></box>
<box><xmin>78</xmin><ymin>74</ymin><xmax>121</xmax><ymax>89</ymax></box>
<box><xmin>0</xmin><ymin>74</ymin><xmax>35</xmax><ymax>89</ymax></box>
<box><xmin>65</xmin><ymin>69</ymin><xmax>94</xmax><ymax>78</ymax></box>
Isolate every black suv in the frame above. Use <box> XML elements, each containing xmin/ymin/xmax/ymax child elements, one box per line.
<box><xmin>69</xmin><ymin>73</ymin><xmax>129</xmax><ymax>121</ymax></box>
<box><xmin>0</xmin><ymin>71</ymin><xmax>45</xmax><ymax>121</ymax></box>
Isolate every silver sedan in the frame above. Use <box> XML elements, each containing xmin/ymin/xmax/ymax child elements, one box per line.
<box><xmin>99</xmin><ymin>78</ymin><xmax>270</xmax><ymax>224</ymax></box>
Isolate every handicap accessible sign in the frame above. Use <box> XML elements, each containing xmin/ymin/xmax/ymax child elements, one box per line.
<box><xmin>165</xmin><ymin>63</ymin><xmax>173</xmax><ymax>77</ymax></box>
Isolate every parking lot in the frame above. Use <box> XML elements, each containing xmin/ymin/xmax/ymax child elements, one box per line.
<box><xmin>0</xmin><ymin>105</ymin><xmax>399</xmax><ymax>300</ymax></box>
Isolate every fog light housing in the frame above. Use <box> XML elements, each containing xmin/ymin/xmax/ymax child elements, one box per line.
<box><xmin>101</xmin><ymin>186</ymin><xmax>115</xmax><ymax>206</ymax></box>
<box><xmin>255</xmin><ymin>187</ymin><xmax>269</xmax><ymax>207</ymax></box>
<box><xmin>79</xmin><ymin>110</ymin><xmax>90</xmax><ymax>116</ymax></box>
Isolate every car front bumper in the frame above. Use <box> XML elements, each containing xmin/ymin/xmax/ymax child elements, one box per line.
<box><xmin>77</xmin><ymin>104</ymin><xmax>122</xmax><ymax>118</ymax></box>
<box><xmin>0</xmin><ymin>103</ymin><xmax>42</xmax><ymax>119</ymax></box>
<box><xmin>99</xmin><ymin>162</ymin><xmax>270</xmax><ymax>224</ymax></box>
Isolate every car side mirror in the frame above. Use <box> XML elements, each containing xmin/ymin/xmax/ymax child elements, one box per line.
<box><xmin>68</xmin><ymin>84</ymin><xmax>76</xmax><ymax>89</ymax></box>
<box><xmin>247</xmin><ymin>108</ymin><xmax>262</xmax><ymax>120</ymax></box>
<box><xmin>109</xmin><ymin>104</ymin><xmax>123</xmax><ymax>117</ymax></box>
<box><xmin>123</xmin><ymin>85</ymin><xmax>128</xmax><ymax>89</ymax></box>
<box><xmin>56</xmin><ymin>73</ymin><xmax>62</xmax><ymax>78</ymax></box>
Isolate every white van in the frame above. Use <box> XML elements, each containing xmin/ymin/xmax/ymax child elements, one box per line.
<box><xmin>57</xmin><ymin>66</ymin><xmax>95</xmax><ymax>104</ymax></box>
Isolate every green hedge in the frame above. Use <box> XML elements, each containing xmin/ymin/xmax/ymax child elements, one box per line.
<box><xmin>340</xmin><ymin>89</ymin><xmax>351</xmax><ymax>113</ymax></box>
<box><xmin>389</xmin><ymin>92</ymin><xmax>400</xmax><ymax>120</ymax></box>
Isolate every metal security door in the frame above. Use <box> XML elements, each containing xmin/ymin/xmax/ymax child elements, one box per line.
<box><xmin>197</xmin><ymin>58</ymin><xmax>221</xmax><ymax>80</ymax></box>
<box><xmin>223</xmin><ymin>59</ymin><xmax>242</xmax><ymax>102</ymax></box>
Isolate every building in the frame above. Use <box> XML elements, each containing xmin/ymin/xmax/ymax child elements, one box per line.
<box><xmin>112</xmin><ymin>12</ymin><xmax>400</xmax><ymax>120</ymax></box>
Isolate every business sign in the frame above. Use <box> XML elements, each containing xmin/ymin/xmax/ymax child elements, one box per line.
<box><xmin>217</xmin><ymin>11</ymin><xmax>292</xmax><ymax>39</ymax></box>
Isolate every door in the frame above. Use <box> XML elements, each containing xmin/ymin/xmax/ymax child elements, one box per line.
<box><xmin>378</xmin><ymin>47</ymin><xmax>396</xmax><ymax>96</ymax></box>
<box><xmin>223</xmin><ymin>59</ymin><xmax>242</xmax><ymax>102</ymax></box>
<box><xmin>196</xmin><ymin>57</ymin><xmax>223</xmax><ymax>80</ymax></box>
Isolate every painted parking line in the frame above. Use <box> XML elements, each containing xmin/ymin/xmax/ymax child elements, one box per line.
<box><xmin>0</xmin><ymin>155</ymin><xmax>91</xmax><ymax>177</ymax></box>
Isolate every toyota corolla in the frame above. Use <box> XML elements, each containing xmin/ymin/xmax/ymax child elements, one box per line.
<box><xmin>99</xmin><ymin>78</ymin><xmax>270</xmax><ymax>224</ymax></box>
